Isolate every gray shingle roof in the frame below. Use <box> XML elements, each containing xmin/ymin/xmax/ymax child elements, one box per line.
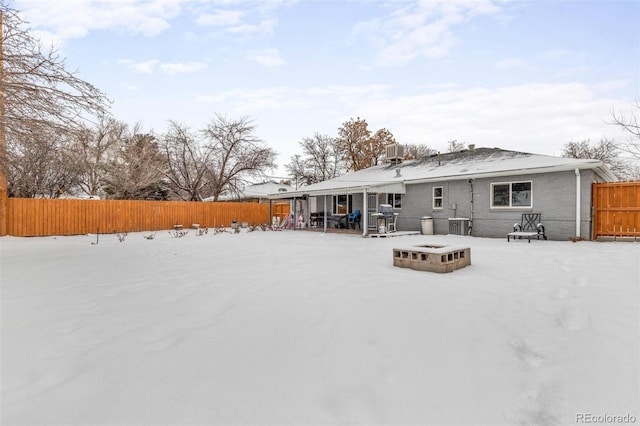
<box><xmin>268</xmin><ymin>147</ymin><xmax>615</xmax><ymax>199</ymax></box>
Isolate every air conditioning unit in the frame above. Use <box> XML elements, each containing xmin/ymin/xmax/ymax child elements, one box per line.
<box><xmin>385</xmin><ymin>144</ymin><xmax>404</xmax><ymax>164</ymax></box>
<box><xmin>448</xmin><ymin>218</ymin><xmax>470</xmax><ymax>236</ymax></box>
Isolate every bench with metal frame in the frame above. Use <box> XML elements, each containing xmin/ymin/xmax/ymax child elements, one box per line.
<box><xmin>507</xmin><ymin>213</ymin><xmax>547</xmax><ymax>243</ymax></box>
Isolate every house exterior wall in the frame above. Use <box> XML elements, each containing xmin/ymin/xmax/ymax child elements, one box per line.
<box><xmin>397</xmin><ymin>169</ymin><xmax>599</xmax><ymax>240</ymax></box>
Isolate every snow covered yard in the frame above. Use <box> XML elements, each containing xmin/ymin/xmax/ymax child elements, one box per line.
<box><xmin>1</xmin><ymin>230</ymin><xmax>638</xmax><ymax>426</ymax></box>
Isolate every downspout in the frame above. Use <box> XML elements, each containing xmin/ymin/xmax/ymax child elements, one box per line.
<box><xmin>468</xmin><ymin>179</ymin><xmax>474</xmax><ymax>236</ymax></box>
<box><xmin>575</xmin><ymin>168</ymin><xmax>581</xmax><ymax>238</ymax></box>
<box><xmin>362</xmin><ymin>188</ymin><xmax>369</xmax><ymax>237</ymax></box>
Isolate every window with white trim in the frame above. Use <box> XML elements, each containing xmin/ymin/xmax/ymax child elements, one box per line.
<box><xmin>491</xmin><ymin>181</ymin><xmax>532</xmax><ymax>208</ymax></box>
<box><xmin>387</xmin><ymin>193</ymin><xmax>402</xmax><ymax>209</ymax></box>
<box><xmin>332</xmin><ymin>194</ymin><xmax>352</xmax><ymax>215</ymax></box>
<box><xmin>432</xmin><ymin>186</ymin><xmax>443</xmax><ymax>209</ymax></box>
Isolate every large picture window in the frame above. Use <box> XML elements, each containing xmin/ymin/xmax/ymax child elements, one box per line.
<box><xmin>491</xmin><ymin>181</ymin><xmax>532</xmax><ymax>208</ymax></box>
<box><xmin>432</xmin><ymin>187</ymin><xmax>443</xmax><ymax>209</ymax></box>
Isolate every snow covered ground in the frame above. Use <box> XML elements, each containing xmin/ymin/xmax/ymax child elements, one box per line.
<box><xmin>1</xmin><ymin>230</ymin><xmax>638</xmax><ymax>425</ymax></box>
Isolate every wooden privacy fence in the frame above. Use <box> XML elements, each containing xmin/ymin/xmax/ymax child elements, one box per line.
<box><xmin>5</xmin><ymin>198</ymin><xmax>291</xmax><ymax>237</ymax></box>
<box><xmin>592</xmin><ymin>182</ymin><xmax>640</xmax><ymax>239</ymax></box>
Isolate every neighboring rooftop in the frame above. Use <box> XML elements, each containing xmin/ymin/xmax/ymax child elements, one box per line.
<box><xmin>208</xmin><ymin>181</ymin><xmax>292</xmax><ymax>201</ymax></box>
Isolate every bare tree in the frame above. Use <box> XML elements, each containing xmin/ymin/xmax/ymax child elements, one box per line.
<box><xmin>160</xmin><ymin>121</ymin><xmax>212</xmax><ymax>201</ymax></box>
<box><xmin>200</xmin><ymin>115</ymin><xmax>276</xmax><ymax>201</ymax></box>
<box><xmin>71</xmin><ymin>115</ymin><xmax>127</xmax><ymax>197</ymax></box>
<box><xmin>562</xmin><ymin>138</ymin><xmax>636</xmax><ymax>180</ymax></box>
<box><xmin>285</xmin><ymin>154</ymin><xmax>307</xmax><ymax>188</ymax></box>
<box><xmin>404</xmin><ymin>143</ymin><xmax>438</xmax><ymax>160</ymax></box>
<box><xmin>0</xmin><ymin>3</ymin><xmax>108</xmax><ymax>144</ymax></box>
<box><xmin>446</xmin><ymin>140</ymin><xmax>466</xmax><ymax>152</ymax></box>
<box><xmin>102</xmin><ymin>132</ymin><xmax>168</xmax><ymax>200</ymax></box>
<box><xmin>285</xmin><ymin>133</ymin><xmax>342</xmax><ymax>186</ymax></box>
<box><xmin>610</xmin><ymin>101</ymin><xmax>640</xmax><ymax>159</ymax></box>
<box><xmin>6</xmin><ymin>127</ymin><xmax>78</xmax><ymax>197</ymax></box>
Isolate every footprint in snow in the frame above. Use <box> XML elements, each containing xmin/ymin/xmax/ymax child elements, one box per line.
<box><xmin>514</xmin><ymin>382</ymin><xmax>565</xmax><ymax>426</ymax></box>
<box><xmin>510</xmin><ymin>339</ymin><xmax>545</xmax><ymax>368</ymax></box>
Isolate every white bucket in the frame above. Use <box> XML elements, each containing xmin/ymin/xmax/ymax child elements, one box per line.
<box><xmin>378</xmin><ymin>225</ymin><xmax>386</xmax><ymax>233</ymax></box>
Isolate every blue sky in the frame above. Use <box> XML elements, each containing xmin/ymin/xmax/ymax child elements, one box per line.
<box><xmin>11</xmin><ymin>0</ymin><xmax>640</xmax><ymax>176</ymax></box>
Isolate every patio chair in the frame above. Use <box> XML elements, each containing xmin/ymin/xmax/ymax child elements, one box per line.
<box><xmin>507</xmin><ymin>213</ymin><xmax>547</xmax><ymax>242</ymax></box>
<box><xmin>347</xmin><ymin>210</ymin><xmax>361</xmax><ymax>229</ymax></box>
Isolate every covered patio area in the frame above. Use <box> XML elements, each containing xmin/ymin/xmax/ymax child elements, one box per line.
<box><xmin>267</xmin><ymin>176</ymin><xmax>407</xmax><ymax>237</ymax></box>
<box><xmin>270</xmin><ymin>193</ymin><xmax>397</xmax><ymax>236</ymax></box>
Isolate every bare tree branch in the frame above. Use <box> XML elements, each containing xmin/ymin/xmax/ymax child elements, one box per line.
<box><xmin>562</xmin><ymin>137</ymin><xmax>636</xmax><ymax>180</ymax></box>
<box><xmin>1</xmin><ymin>3</ymin><xmax>109</xmax><ymax>141</ymax></box>
<box><xmin>285</xmin><ymin>133</ymin><xmax>342</xmax><ymax>186</ymax></box>
<box><xmin>201</xmin><ymin>115</ymin><xmax>276</xmax><ymax>201</ymax></box>
<box><xmin>610</xmin><ymin>101</ymin><xmax>640</xmax><ymax>159</ymax></box>
<box><xmin>404</xmin><ymin>143</ymin><xmax>438</xmax><ymax>159</ymax></box>
<box><xmin>160</xmin><ymin>121</ymin><xmax>212</xmax><ymax>201</ymax></box>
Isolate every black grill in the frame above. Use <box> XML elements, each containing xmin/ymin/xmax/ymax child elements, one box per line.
<box><xmin>378</xmin><ymin>204</ymin><xmax>394</xmax><ymax>219</ymax></box>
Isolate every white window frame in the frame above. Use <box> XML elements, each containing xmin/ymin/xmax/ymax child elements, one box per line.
<box><xmin>332</xmin><ymin>194</ymin><xmax>352</xmax><ymax>215</ymax></box>
<box><xmin>432</xmin><ymin>186</ymin><xmax>444</xmax><ymax>210</ymax></box>
<box><xmin>490</xmin><ymin>181</ymin><xmax>533</xmax><ymax>208</ymax></box>
<box><xmin>387</xmin><ymin>193</ymin><xmax>402</xmax><ymax>209</ymax></box>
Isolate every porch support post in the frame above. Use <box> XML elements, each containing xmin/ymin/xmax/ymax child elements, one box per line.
<box><xmin>323</xmin><ymin>195</ymin><xmax>328</xmax><ymax>233</ymax></box>
<box><xmin>362</xmin><ymin>188</ymin><xmax>369</xmax><ymax>237</ymax></box>
<box><xmin>293</xmin><ymin>196</ymin><xmax>297</xmax><ymax>230</ymax></box>
<box><xmin>575</xmin><ymin>168</ymin><xmax>581</xmax><ymax>238</ymax></box>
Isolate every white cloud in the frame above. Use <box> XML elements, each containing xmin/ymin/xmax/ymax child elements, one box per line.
<box><xmin>119</xmin><ymin>59</ymin><xmax>207</xmax><ymax>75</ymax></box>
<box><xmin>227</xmin><ymin>18</ymin><xmax>276</xmax><ymax>35</ymax></box>
<box><xmin>190</xmin><ymin>81</ymin><xmax>632</xmax><ymax>170</ymax></box>
<box><xmin>119</xmin><ymin>59</ymin><xmax>159</xmax><ymax>74</ymax></box>
<box><xmin>245</xmin><ymin>48</ymin><xmax>285</xmax><ymax>67</ymax></box>
<box><xmin>160</xmin><ymin>62</ymin><xmax>209</xmax><ymax>75</ymax></box>
<box><xmin>192</xmin><ymin>2</ymin><xmax>283</xmax><ymax>36</ymax></box>
<box><xmin>353</xmin><ymin>0</ymin><xmax>505</xmax><ymax>66</ymax></box>
<box><xmin>196</xmin><ymin>9</ymin><xmax>245</xmax><ymax>26</ymax></box>
<box><xmin>13</xmin><ymin>0</ymin><xmax>184</xmax><ymax>42</ymax></box>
